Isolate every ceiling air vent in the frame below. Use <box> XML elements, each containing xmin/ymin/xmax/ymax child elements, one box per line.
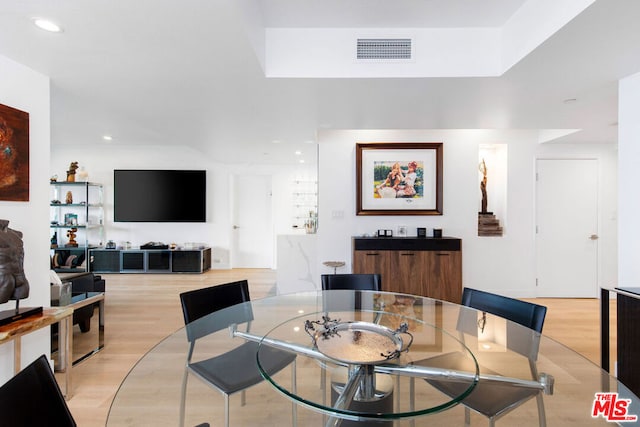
<box><xmin>357</xmin><ymin>38</ymin><xmax>412</xmax><ymax>60</ymax></box>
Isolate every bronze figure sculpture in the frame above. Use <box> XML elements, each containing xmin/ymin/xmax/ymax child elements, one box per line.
<box><xmin>0</xmin><ymin>219</ymin><xmax>41</xmax><ymax>325</ymax></box>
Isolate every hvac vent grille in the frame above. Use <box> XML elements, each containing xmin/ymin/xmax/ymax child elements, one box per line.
<box><xmin>357</xmin><ymin>38</ymin><xmax>412</xmax><ymax>60</ymax></box>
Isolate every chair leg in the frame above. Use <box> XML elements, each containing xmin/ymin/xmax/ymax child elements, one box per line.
<box><xmin>179</xmin><ymin>369</ymin><xmax>189</xmax><ymax>427</ymax></box>
<box><xmin>224</xmin><ymin>393</ymin><xmax>230</xmax><ymax>427</ymax></box>
<box><xmin>536</xmin><ymin>393</ymin><xmax>547</xmax><ymax>427</ymax></box>
<box><xmin>292</xmin><ymin>360</ymin><xmax>298</xmax><ymax>426</ymax></box>
<box><xmin>240</xmin><ymin>390</ymin><xmax>246</xmax><ymax>406</ymax></box>
<box><xmin>465</xmin><ymin>407</ymin><xmax>471</xmax><ymax>425</ymax></box>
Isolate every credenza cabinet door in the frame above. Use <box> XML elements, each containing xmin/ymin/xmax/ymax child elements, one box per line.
<box><xmin>426</xmin><ymin>251</ymin><xmax>462</xmax><ymax>303</ymax></box>
<box><xmin>353</xmin><ymin>250</ymin><xmax>390</xmax><ymax>284</ymax></box>
<box><xmin>388</xmin><ymin>251</ymin><xmax>428</xmax><ymax>296</ymax></box>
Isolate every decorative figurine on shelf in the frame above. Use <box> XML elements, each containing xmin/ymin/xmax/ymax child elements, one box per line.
<box><xmin>0</xmin><ymin>219</ymin><xmax>42</xmax><ymax>325</ymax></box>
<box><xmin>50</xmin><ymin>174</ymin><xmax>58</xmax><ymax>183</ymax></box>
<box><xmin>76</xmin><ymin>166</ymin><xmax>89</xmax><ymax>182</ymax></box>
<box><xmin>66</xmin><ymin>227</ymin><xmax>78</xmax><ymax>247</ymax></box>
<box><xmin>50</xmin><ymin>232</ymin><xmax>58</xmax><ymax>248</ymax></box>
<box><xmin>479</xmin><ymin>158</ymin><xmax>488</xmax><ymax>214</ymax></box>
<box><xmin>65</xmin><ymin>191</ymin><xmax>73</xmax><ymax>204</ymax></box>
<box><xmin>66</xmin><ymin>161</ymin><xmax>79</xmax><ymax>182</ymax></box>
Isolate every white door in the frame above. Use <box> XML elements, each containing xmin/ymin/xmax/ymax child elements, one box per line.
<box><xmin>231</xmin><ymin>174</ymin><xmax>273</xmax><ymax>268</ymax></box>
<box><xmin>535</xmin><ymin>159</ymin><xmax>599</xmax><ymax>297</ymax></box>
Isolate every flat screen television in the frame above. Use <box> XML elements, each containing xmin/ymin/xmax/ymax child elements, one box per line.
<box><xmin>113</xmin><ymin>170</ymin><xmax>206</xmax><ymax>222</ymax></box>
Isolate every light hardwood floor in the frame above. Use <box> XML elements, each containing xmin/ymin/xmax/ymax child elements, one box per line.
<box><xmin>61</xmin><ymin>270</ymin><xmax>614</xmax><ymax>426</ymax></box>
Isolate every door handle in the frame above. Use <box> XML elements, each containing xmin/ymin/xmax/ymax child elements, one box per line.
<box><xmin>233</xmin><ymin>225</ymin><xmax>240</xmax><ymax>230</ymax></box>
<box><xmin>589</xmin><ymin>234</ymin><xmax>599</xmax><ymax>240</ymax></box>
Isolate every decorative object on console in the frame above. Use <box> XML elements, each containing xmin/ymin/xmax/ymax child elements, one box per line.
<box><xmin>0</xmin><ymin>103</ymin><xmax>29</xmax><ymax>201</ymax></box>
<box><xmin>433</xmin><ymin>228</ymin><xmax>443</xmax><ymax>238</ymax></box>
<box><xmin>397</xmin><ymin>225</ymin><xmax>407</xmax><ymax>237</ymax></box>
<box><xmin>356</xmin><ymin>142</ymin><xmax>443</xmax><ymax>216</ymax></box>
<box><xmin>417</xmin><ymin>227</ymin><xmax>427</xmax><ymax>238</ymax></box>
<box><xmin>0</xmin><ymin>219</ymin><xmax>42</xmax><ymax>326</ymax></box>
<box><xmin>66</xmin><ymin>161</ymin><xmax>79</xmax><ymax>182</ymax></box>
<box><xmin>105</xmin><ymin>240</ymin><xmax>116</xmax><ymax>249</ymax></box>
<box><xmin>65</xmin><ymin>191</ymin><xmax>73</xmax><ymax>204</ymax></box>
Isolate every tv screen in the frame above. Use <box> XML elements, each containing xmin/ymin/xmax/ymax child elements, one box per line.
<box><xmin>114</xmin><ymin>170</ymin><xmax>206</xmax><ymax>222</ymax></box>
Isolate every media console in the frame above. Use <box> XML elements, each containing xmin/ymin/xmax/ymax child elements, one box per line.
<box><xmin>89</xmin><ymin>247</ymin><xmax>211</xmax><ymax>274</ymax></box>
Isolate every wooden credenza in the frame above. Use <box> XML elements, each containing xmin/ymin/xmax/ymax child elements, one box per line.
<box><xmin>352</xmin><ymin>237</ymin><xmax>462</xmax><ymax>303</ymax></box>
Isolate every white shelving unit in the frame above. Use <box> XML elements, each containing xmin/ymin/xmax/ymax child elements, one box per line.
<box><xmin>50</xmin><ymin>181</ymin><xmax>104</xmax><ymax>272</ymax></box>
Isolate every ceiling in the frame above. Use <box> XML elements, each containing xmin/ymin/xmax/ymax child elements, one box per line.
<box><xmin>0</xmin><ymin>0</ymin><xmax>638</xmax><ymax>166</ymax></box>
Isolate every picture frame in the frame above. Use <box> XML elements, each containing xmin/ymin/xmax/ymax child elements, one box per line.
<box><xmin>356</xmin><ymin>142</ymin><xmax>443</xmax><ymax>216</ymax></box>
<box><xmin>0</xmin><ymin>103</ymin><xmax>29</xmax><ymax>202</ymax></box>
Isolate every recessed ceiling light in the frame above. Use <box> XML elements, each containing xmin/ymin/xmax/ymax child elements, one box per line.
<box><xmin>103</xmin><ymin>135</ymin><xmax>113</xmax><ymax>141</ymax></box>
<box><xmin>32</xmin><ymin>18</ymin><xmax>63</xmax><ymax>33</ymax></box>
<box><xmin>299</xmin><ymin>159</ymin><xmax>305</xmax><ymax>164</ymax></box>
<box><xmin>295</xmin><ymin>150</ymin><xmax>302</xmax><ymax>155</ymax></box>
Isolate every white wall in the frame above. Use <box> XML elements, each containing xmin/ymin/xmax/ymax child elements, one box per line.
<box><xmin>316</xmin><ymin>129</ymin><xmax>617</xmax><ymax>297</ymax></box>
<box><xmin>618</xmin><ymin>72</ymin><xmax>640</xmax><ymax>285</ymax></box>
<box><xmin>50</xmin><ymin>144</ymin><xmax>317</xmax><ymax>269</ymax></box>
<box><xmin>0</xmin><ymin>55</ymin><xmax>50</xmax><ymax>382</ymax></box>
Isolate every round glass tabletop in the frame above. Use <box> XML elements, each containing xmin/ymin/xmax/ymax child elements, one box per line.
<box><xmin>254</xmin><ymin>292</ymin><xmax>479</xmax><ymax>421</ymax></box>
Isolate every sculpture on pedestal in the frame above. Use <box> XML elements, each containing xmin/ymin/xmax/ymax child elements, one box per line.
<box><xmin>0</xmin><ymin>219</ymin><xmax>42</xmax><ymax>325</ymax></box>
<box><xmin>479</xmin><ymin>158</ymin><xmax>488</xmax><ymax>214</ymax></box>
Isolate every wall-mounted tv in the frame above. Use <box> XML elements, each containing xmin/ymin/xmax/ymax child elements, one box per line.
<box><xmin>114</xmin><ymin>170</ymin><xmax>206</xmax><ymax>222</ymax></box>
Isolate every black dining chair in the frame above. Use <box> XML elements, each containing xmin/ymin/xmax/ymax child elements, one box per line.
<box><xmin>320</xmin><ymin>273</ymin><xmax>382</xmax><ymax>291</ymax></box>
<box><xmin>0</xmin><ymin>354</ymin><xmax>76</xmax><ymax>427</ymax></box>
<box><xmin>179</xmin><ymin>280</ymin><xmax>297</xmax><ymax>427</ymax></box>
<box><xmin>414</xmin><ymin>287</ymin><xmax>548</xmax><ymax>427</ymax></box>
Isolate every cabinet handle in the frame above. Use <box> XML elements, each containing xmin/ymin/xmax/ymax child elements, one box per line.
<box><xmin>436</xmin><ymin>253</ymin><xmax>450</xmax><ymax>256</ymax></box>
<box><xmin>365</xmin><ymin>253</ymin><xmax>379</xmax><ymax>256</ymax></box>
<box><xmin>401</xmin><ymin>253</ymin><xmax>415</xmax><ymax>256</ymax></box>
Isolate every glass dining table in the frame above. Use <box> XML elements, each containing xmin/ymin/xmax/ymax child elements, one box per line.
<box><xmin>107</xmin><ymin>290</ymin><xmax>640</xmax><ymax>426</ymax></box>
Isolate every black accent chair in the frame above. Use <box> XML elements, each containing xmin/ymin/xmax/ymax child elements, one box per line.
<box><xmin>415</xmin><ymin>287</ymin><xmax>548</xmax><ymax>427</ymax></box>
<box><xmin>320</xmin><ymin>273</ymin><xmax>382</xmax><ymax>291</ymax></box>
<box><xmin>0</xmin><ymin>354</ymin><xmax>76</xmax><ymax>427</ymax></box>
<box><xmin>179</xmin><ymin>280</ymin><xmax>297</xmax><ymax>427</ymax></box>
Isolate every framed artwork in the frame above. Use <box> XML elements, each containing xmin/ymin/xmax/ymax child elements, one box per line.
<box><xmin>356</xmin><ymin>142</ymin><xmax>443</xmax><ymax>215</ymax></box>
<box><xmin>0</xmin><ymin>103</ymin><xmax>29</xmax><ymax>201</ymax></box>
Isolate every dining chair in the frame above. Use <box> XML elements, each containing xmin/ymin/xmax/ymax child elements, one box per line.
<box><xmin>179</xmin><ymin>280</ymin><xmax>297</xmax><ymax>427</ymax></box>
<box><xmin>414</xmin><ymin>287</ymin><xmax>548</xmax><ymax>427</ymax></box>
<box><xmin>0</xmin><ymin>354</ymin><xmax>76</xmax><ymax>427</ymax></box>
<box><xmin>320</xmin><ymin>273</ymin><xmax>382</xmax><ymax>291</ymax></box>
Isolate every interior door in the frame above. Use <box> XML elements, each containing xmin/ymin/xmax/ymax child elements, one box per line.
<box><xmin>535</xmin><ymin>159</ymin><xmax>599</xmax><ymax>297</ymax></box>
<box><xmin>231</xmin><ymin>174</ymin><xmax>274</xmax><ymax>268</ymax></box>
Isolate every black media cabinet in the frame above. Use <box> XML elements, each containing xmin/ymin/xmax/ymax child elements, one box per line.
<box><xmin>89</xmin><ymin>247</ymin><xmax>211</xmax><ymax>273</ymax></box>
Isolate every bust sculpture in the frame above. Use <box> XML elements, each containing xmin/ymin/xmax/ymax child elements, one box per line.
<box><xmin>0</xmin><ymin>219</ymin><xmax>30</xmax><ymax>303</ymax></box>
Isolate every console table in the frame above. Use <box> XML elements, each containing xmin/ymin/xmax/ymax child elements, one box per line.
<box><xmin>89</xmin><ymin>247</ymin><xmax>211</xmax><ymax>273</ymax></box>
<box><xmin>0</xmin><ymin>307</ymin><xmax>73</xmax><ymax>398</ymax></box>
<box><xmin>352</xmin><ymin>237</ymin><xmax>462</xmax><ymax>303</ymax></box>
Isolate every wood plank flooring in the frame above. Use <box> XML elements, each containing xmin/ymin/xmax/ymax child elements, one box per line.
<box><xmin>60</xmin><ymin>270</ymin><xmax>614</xmax><ymax>426</ymax></box>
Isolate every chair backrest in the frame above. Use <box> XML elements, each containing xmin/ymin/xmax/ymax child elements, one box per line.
<box><xmin>457</xmin><ymin>287</ymin><xmax>547</xmax><ymax>360</ymax></box>
<box><xmin>0</xmin><ymin>354</ymin><xmax>76</xmax><ymax>427</ymax></box>
<box><xmin>179</xmin><ymin>280</ymin><xmax>253</xmax><ymax>342</ymax></box>
<box><xmin>321</xmin><ymin>274</ymin><xmax>382</xmax><ymax>291</ymax></box>
<box><xmin>461</xmin><ymin>287</ymin><xmax>547</xmax><ymax>333</ymax></box>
